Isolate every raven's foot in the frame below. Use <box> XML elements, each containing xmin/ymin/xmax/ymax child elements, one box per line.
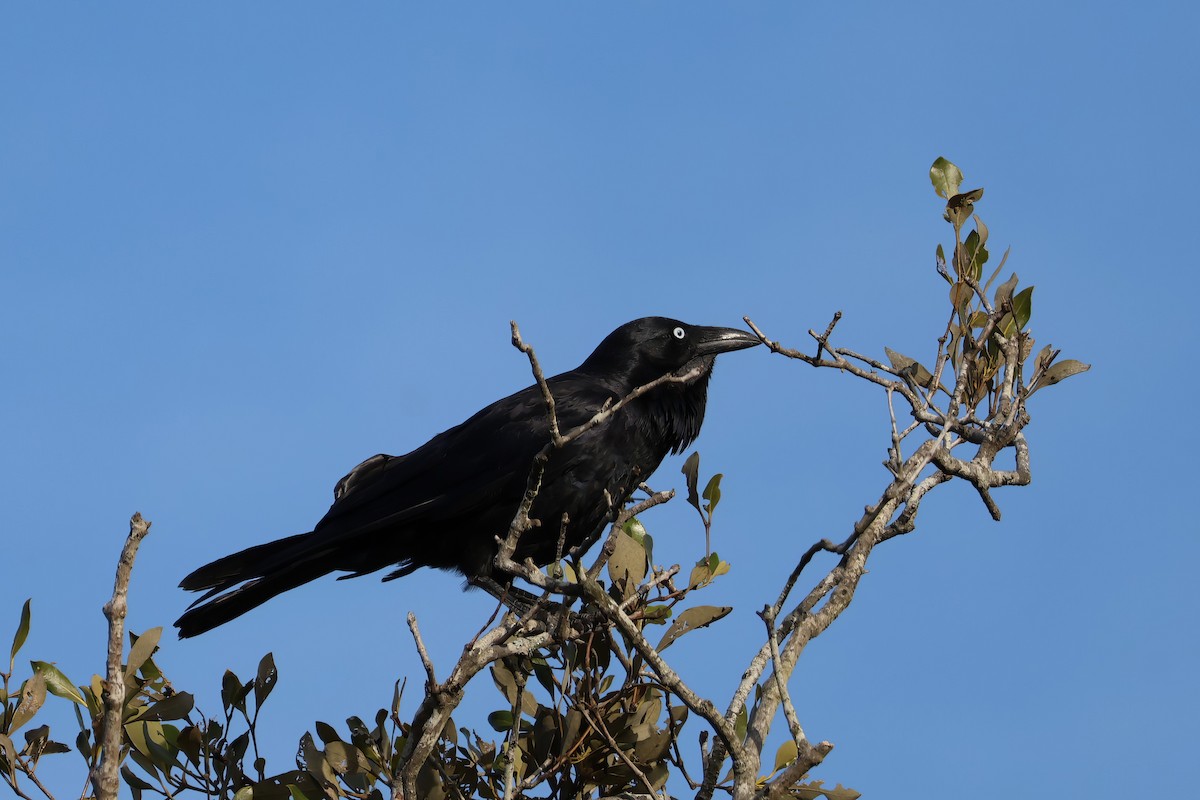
<box><xmin>471</xmin><ymin>576</ymin><xmax>545</xmax><ymax>615</ymax></box>
<box><xmin>470</xmin><ymin>576</ymin><xmax>606</xmax><ymax>633</ymax></box>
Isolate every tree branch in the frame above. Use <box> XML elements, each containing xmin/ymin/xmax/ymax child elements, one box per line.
<box><xmin>97</xmin><ymin>513</ymin><xmax>151</xmax><ymax>800</ymax></box>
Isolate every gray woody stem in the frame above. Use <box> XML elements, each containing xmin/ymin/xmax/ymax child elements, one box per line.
<box><xmin>96</xmin><ymin>513</ymin><xmax>151</xmax><ymax>800</ymax></box>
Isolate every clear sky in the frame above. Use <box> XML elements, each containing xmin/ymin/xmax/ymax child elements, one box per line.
<box><xmin>3</xmin><ymin>3</ymin><xmax>1196</xmax><ymax>798</ymax></box>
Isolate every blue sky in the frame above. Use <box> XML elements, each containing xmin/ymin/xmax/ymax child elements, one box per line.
<box><xmin>2</xmin><ymin>3</ymin><xmax>1196</xmax><ymax>798</ymax></box>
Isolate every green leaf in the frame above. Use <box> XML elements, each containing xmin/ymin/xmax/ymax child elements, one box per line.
<box><xmin>531</xmin><ymin>657</ymin><xmax>557</xmax><ymax>698</ymax></box>
<box><xmin>944</xmin><ymin>188</ymin><xmax>984</xmax><ymax>226</ymax></box>
<box><xmin>255</xmin><ymin>652</ymin><xmax>278</xmax><ymax>710</ymax></box>
<box><xmin>656</xmin><ymin>605</ymin><xmax>732</xmax><ymax>652</ymax></box>
<box><xmin>220</xmin><ymin>669</ymin><xmax>250</xmax><ymax>714</ymax></box>
<box><xmin>314</xmin><ymin>721</ymin><xmax>342</xmax><ymax>745</ymax></box>
<box><xmin>607</xmin><ymin>527</ymin><xmax>648</xmax><ymax>598</ymax></box>
<box><xmin>289</xmin><ymin>777</ymin><xmax>324</xmax><ymax>800</ymax></box>
<box><xmin>10</xmin><ymin>673</ymin><xmax>47</xmax><ymax>733</ymax></box>
<box><xmin>633</xmin><ymin>693</ymin><xmax>663</xmax><ymax>731</ymax></box>
<box><xmin>1027</xmin><ymin>345</ymin><xmax>1056</xmax><ymax>376</ymax></box>
<box><xmin>963</xmin><ymin>229</ymin><xmax>988</xmax><ymax>279</ymax></box>
<box><xmin>235</xmin><ymin>773</ymin><xmax>322</xmax><ymax>800</ymax></box>
<box><xmin>562</xmin><ymin>707</ymin><xmax>583</xmax><ymax>755</ymax></box>
<box><xmin>121</xmin><ymin>763</ymin><xmax>155</xmax><ymax>796</ymax></box>
<box><xmin>929</xmin><ymin>157</ymin><xmax>963</xmax><ymax>199</ymax></box>
<box><xmin>949</xmin><ymin>282</ymin><xmax>974</xmax><ymax>315</ymax></box>
<box><xmin>125</xmin><ymin>628</ymin><xmax>162</xmax><ymax>680</ymax></box>
<box><xmin>681</xmin><ymin>451</ymin><xmax>701</xmax><ymax>512</ymax></box>
<box><xmin>702</xmin><ymin>473</ymin><xmax>723</xmax><ymax>516</ymax></box>
<box><xmin>30</xmin><ymin>661</ymin><xmax>85</xmax><ymax>705</ymax></box>
<box><xmin>323</xmin><ymin>741</ymin><xmax>370</xmax><ymax>776</ymax></box>
<box><xmin>973</xmin><ymin>214</ymin><xmax>989</xmax><ymax>246</ymax></box>
<box><xmin>884</xmin><ymin>347</ymin><xmax>937</xmax><ymax>389</ymax></box>
<box><xmin>791</xmin><ymin>780</ymin><xmax>864</xmax><ymax>800</ymax></box>
<box><xmin>125</xmin><ymin>720</ymin><xmax>150</xmax><ymax>757</ymax></box>
<box><xmin>487</xmin><ymin>710</ymin><xmax>514</xmax><ymax>732</ymax></box>
<box><xmin>142</xmin><ymin>720</ymin><xmax>176</xmax><ymax>769</ymax></box>
<box><xmin>126</xmin><ymin>745</ymin><xmax>160</xmax><ymax>788</ymax></box>
<box><xmin>22</xmin><ymin>724</ymin><xmax>48</xmax><ymax>749</ymax></box>
<box><xmin>86</xmin><ymin>674</ymin><xmax>104</xmax><ymax>719</ymax></box>
<box><xmin>997</xmin><ymin>312</ymin><xmax>1016</xmax><ymax>338</ymax></box>
<box><xmin>647</xmin><ymin>760</ymin><xmax>670</xmax><ymax>790</ymax></box>
<box><xmin>1030</xmin><ymin>359</ymin><xmax>1091</xmax><ymax>395</ymax></box>
<box><xmin>176</xmin><ymin>725</ymin><xmax>203</xmax><ymax>766</ymax></box>
<box><xmin>774</xmin><ymin>739</ymin><xmax>798</xmax><ymax>772</ymax></box>
<box><xmin>391</xmin><ymin>677</ymin><xmax>404</xmax><ymax>720</ymax></box>
<box><xmin>956</xmin><ymin>187</ymin><xmax>984</xmax><ymax>204</ymax></box>
<box><xmin>9</xmin><ymin>599</ymin><xmax>31</xmax><ymax>672</ymax></box>
<box><xmin>0</xmin><ymin>733</ymin><xmax>18</xmax><ymax>783</ymax></box>
<box><xmin>25</xmin><ymin>727</ymin><xmax>69</xmax><ymax>756</ymax></box>
<box><xmin>490</xmin><ymin>661</ymin><xmax>536</xmax><ymax>715</ymax></box>
<box><xmin>300</xmin><ymin>731</ymin><xmax>336</xmax><ymax>787</ymax></box>
<box><xmin>642</xmin><ymin>605</ymin><xmax>672</xmax><ymax>623</ymax></box>
<box><xmin>140</xmin><ymin>692</ymin><xmax>194</xmax><ymax>722</ymax></box>
<box><xmin>688</xmin><ymin>554</ymin><xmax>730</xmax><ymax>589</ymax></box>
<box><xmin>621</xmin><ymin>517</ymin><xmax>647</xmax><ymax>546</ymax></box>
<box><xmin>993</xmin><ymin>272</ymin><xmax>1019</xmax><ymax>309</ymax></box>
<box><xmin>1012</xmin><ymin>286</ymin><xmax>1034</xmax><ymax>329</ymax></box>
<box><xmin>935</xmin><ymin>244</ymin><xmax>952</xmax><ymax>284</ymax></box>
<box><xmin>734</xmin><ymin>705</ymin><xmax>748</xmax><ymax>742</ymax></box>
<box><xmin>75</xmin><ymin>728</ymin><xmax>92</xmax><ymax>762</ymax></box>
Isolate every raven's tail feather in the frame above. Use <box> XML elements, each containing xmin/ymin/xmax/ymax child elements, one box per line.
<box><xmin>175</xmin><ymin>532</ymin><xmax>332</xmax><ymax>638</ymax></box>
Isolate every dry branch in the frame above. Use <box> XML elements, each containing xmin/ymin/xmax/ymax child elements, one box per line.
<box><xmin>96</xmin><ymin>513</ymin><xmax>151</xmax><ymax>800</ymax></box>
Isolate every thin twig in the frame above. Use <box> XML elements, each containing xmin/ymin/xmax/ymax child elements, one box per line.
<box><xmin>407</xmin><ymin>613</ymin><xmax>437</xmax><ymax>688</ymax></box>
<box><xmin>760</xmin><ymin>606</ymin><xmax>804</xmax><ymax>745</ymax></box>
<box><xmin>511</xmin><ymin>321</ymin><xmax>562</xmax><ymax>445</ymax></box>
<box><xmin>501</xmin><ymin>665</ymin><xmax>527</xmax><ymax>800</ymax></box>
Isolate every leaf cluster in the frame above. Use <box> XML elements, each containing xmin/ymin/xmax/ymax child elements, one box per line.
<box><xmin>2</xmin><ymin>604</ymin><xmax>312</xmax><ymax>800</ymax></box>
<box><xmin>911</xmin><ymin>157</ymin><xmax>1090</xmax><ymax>415</ymax></box>
<box><xmin>3</xmin><ymin>486</ymin><xmax>833</xmax><ymax>800</ymax></box>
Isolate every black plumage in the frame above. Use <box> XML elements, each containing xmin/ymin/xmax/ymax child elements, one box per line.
<box><xmin>175</xmin><ymin>317</ymin><xmax>759</xmax><ymax>637</ymax></box>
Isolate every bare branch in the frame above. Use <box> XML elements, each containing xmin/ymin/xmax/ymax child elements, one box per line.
<box><xmin>500</xmin><ymin>664</ymin><xmax>527</xmax><ymax>800</ymax></box>
<box><xmin>759</xmin><ymin>605</ymin><xmax>804</xmax><ymax>746</ymax></box>
<box><xmin>574</xmin><ymin>574</ymin><xmax>745</xmax><ymax>765</ymax></box>
<box><xmin>97</xmin><ymin>512</ymin><xmax>151</xmax><ymax>800</ymax></box>
<box><xmin>511</xmin><ymin>321</ymin><xmax>562</xmax><ymax>446</ymax></box>
<box><xmin>407</xmin><ymin>613</ymin><xmax>437</xmax><ymax>688</ymax></box>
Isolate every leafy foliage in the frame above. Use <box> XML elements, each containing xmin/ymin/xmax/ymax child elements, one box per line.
<box><xmin>0</xmin><ymin>489</ymin><xmax>764</xmax><ymax>800</ymax></box>
<box><xmin>924</xmin><ymin>157</ymin><xmax>1089</xmax><ymax>414</ymax></box>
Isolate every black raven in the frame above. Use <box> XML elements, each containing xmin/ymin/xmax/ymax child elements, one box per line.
<box><xmin>175</xmin><ymin>317</ymin><xmax>759</xmax><ymax>637</ymax></box>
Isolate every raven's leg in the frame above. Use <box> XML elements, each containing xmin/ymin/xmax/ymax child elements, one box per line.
<box><xmin>470</xmin><ymin>576</ymin><xmax>543</xmax><ymax>615</ymax></box>
<box><xmin>470</xmin><ymin>576</ymin><xmax>613</xmax><ymax>639</ymax></box>
<box><xmin>470</xmin><ymin>576</ymin><xmax>601</xmax><ymax>629</ymax></box>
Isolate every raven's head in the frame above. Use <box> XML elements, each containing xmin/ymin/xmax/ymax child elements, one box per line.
<box><xmin>582</xmin><ymin>317</ymin><xmax>761</xmax><ymax>388</ymax></box>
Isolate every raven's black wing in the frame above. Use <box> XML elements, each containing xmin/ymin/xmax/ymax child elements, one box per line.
<box><xmin>176</xmin><ymin>372</ymin><xmax>619</xmax><ymax>637</ymax></box>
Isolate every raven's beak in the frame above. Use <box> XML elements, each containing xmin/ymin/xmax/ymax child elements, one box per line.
<box><xmin>692</xmin><ymin>326</ymin><xmax>763</xmax><ymax>356</ymax></box>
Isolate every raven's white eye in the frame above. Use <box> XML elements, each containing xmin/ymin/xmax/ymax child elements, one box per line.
<box><xmin>673</xmin><ymin>326</ymin><xmax>686</xmax><ymax>339</ymax></box>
